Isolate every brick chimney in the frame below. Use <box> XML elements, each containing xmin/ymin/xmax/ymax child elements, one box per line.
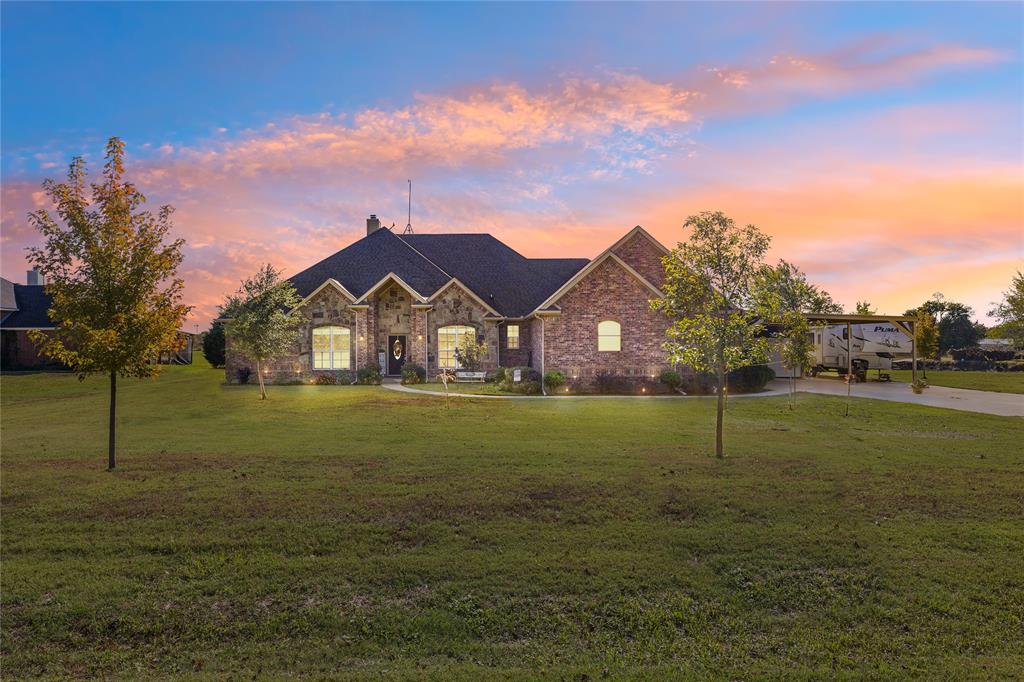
<box><xmin>27</xmin><ymin>268</ymin><xmax>44</xmax><ymax>286</ymax></box>
<box><xmin>366</xmin><ymin>214</ymin><xmax>382</xmax><ymax>236</ymax></box>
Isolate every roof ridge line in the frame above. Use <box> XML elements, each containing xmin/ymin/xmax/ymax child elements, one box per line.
<box><xmin>393</xmin><ymin>232</ymin><xmax>453</xmax><ymax>280</ymax></box>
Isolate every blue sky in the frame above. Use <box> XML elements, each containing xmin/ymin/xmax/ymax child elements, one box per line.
<box><xmin>2</xmin><ymin>2</ymin><xmax>1021</xmax><ymax>324</ymax></box>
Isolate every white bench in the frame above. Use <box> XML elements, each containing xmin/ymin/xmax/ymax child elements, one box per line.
<box><xmin>455</xmin><ymin>371</ymin><xmax>486</xmax><ymax>382</ymax></box>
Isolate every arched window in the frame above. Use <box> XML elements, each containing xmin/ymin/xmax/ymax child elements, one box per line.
<box><xmin>438</xmin><ymin>325</ymin><xmax>475</xmax><ymax>369</ymax></box>
<box><xmin>597</xmin><ymin>320</ymin><xmax>621</xmax><ymax>352</ymax></box>
<box><xmin>312</xmin><ymin>326</ymin><xmax>351</xmax><ymax>369</ymax></box>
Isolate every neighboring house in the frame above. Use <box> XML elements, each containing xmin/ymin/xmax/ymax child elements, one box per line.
<box><xmin>1</xmin><ymin>272</ymin><xmax>58</xmax><ymax>370</ymax></box>
<box><xmin>225</xmin><ymin>217</ymin><xmax>673</xmax><ymax>385</ymax></box>
<box><xmin>1</xmin><ymin>270</ymin><xmax>194</xmax><ymax>369</ymax></box>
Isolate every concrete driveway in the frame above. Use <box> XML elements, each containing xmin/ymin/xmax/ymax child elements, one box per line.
<box><xmin>783</xmin><ymin>377</ymin><xmax>1024</xmax><ymax>417</ymax></box>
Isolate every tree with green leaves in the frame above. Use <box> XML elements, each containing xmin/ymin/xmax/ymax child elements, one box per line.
<box><xmin>652</xmin><ymin>211</ymin><xmax>772</xmax><ymax>458</ymax></box>
<box><xmin>989</xmin><ymin>271</ymin><xmax>1024</xmax><ymax>349</ymax></box>
<box><xmin>453</xmin><ymin>333</ymin><xmax>488</xmax><ymax>371</ymax></box>
<box><xmin>909</xmin><ymin>309</ymin><xmax>939</xmax><ymax>377</ymax></box>
<box><xmin>26</xmin><ymin>137</ymin><xmax>190</xmax><ymax>470</ymax></box>
<box><xmin>854</xmin><ymin>300</ymin><xmax>876</xmax><ymax>315</ymax></box>
<box><xmin>906</xmin><ymin>293</ymin><xmax>980</xmax><ymax>356</ymax></box>
<box><xmin>202</xmin><ymin>319</ymin><xmax>226</xmax><ymax>367</ymax></box>
<box><xmin>753</xmin><ymin>260</ymin><xmax>842</xmax><ymax>408</ymax></box>
<box><xmin>222</xmin><ymin>265</ymin><xmax>302</xmax><ymax>399</ymax></box>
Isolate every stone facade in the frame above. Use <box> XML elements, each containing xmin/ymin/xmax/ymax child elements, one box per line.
<box><xmin>225</xmin><ymin>284</ymin><xmax>360</xmax><ymax>384</ymax></box>
<box><xmin>426</xmin><ymin>282</ymin><xmax>499</xmax><ymax>373</ymax></box>
<box><xmin>540</xmin><ymin>257</ymin><xmax>670</xmax><ymax>382</ymax></box>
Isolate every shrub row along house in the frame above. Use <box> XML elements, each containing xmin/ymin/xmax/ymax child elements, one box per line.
<box><xmin>225</xmin><ymin>217</ymin><xmax>673</xmax><ymax>386</ymax></box>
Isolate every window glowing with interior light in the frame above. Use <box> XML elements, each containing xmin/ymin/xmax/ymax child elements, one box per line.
<box><xmin>438</xmin><ymin>325</ymin><xmax>475</xmax><ymax>369</ymax></box>
<box><xmin>312</xmin><ymin>326</ymin><xmax>351</xmax><ymax>369</ymax></box>
<box><xmin>507</xmin><ymin>324</ymin><xmax>520</xmax><ymax>349</ymax></box>
<box><xmin>597</xmin><ymin>320</ymin><xmax>621</xmax><ymax>352</ymax></box>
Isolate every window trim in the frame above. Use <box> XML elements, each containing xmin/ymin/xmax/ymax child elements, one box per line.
<box><xmin>437</xmin><ymin>324</ymin><xmax>477</xmax><ymax>369</ymax></box>
<box><xmin>597</xmin><ymin>319</ymin><xmax>621</xmax><ymax>352</ymax></box>
<box><xmin>312</xmin><ymin>325</ymin><xmax>352</xmax><ymax>370</ymax></box>
<box><xmin>506</xmin><ymin>324</ymin><xmax>520</xmax><ymax>349</ymax></box>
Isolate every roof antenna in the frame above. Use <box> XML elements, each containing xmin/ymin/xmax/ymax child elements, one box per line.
<box><xmin>403</xmin><ymin>179</ymin><xmax>414</xmax><ymax>234</ymax></box>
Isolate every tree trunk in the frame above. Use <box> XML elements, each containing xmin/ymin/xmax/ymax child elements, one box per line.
<box><xmin>715</xmin><ymin>364</ymin><xmax>725</xmax><ymax>458</ymax></box>
<box><xmin>790</xmin><ymin>373</ymin><xmax>796</xmax><ymax>410</ymax></box>
<box><xmin>108</xmin><ymin>370</ymin><xmax>117</xmax><ymax>470</ymax></box>
<box><xmin>256</xmin><ymin>359</ymin><xmax>267</xmax><ymax>400</ymax></box>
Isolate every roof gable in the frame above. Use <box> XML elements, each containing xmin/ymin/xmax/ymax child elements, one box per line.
<box><xmin>530</xmin><ymin>226</ymin><xmax>665</xmax><ymax>313</ymax></box>
<box><xmin>288</xmin><ymin>228</ymin><xmax>449</xmax><ymax>301</ymax></box>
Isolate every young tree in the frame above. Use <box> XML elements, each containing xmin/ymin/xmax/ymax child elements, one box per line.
<box><xmin>26</xmin><ymin>137</ymin><xmax>190</xmax><ymax>470</ymax></box>
<box><xmin>854</xmin><ymin>300</ymin><xmax>876</xmax><ymax>315</ymax></box>
<box><xmin>652</xmin><ymin>211</ymin><xmax>772</xmax><ymax>458</ymax></box>
<box><xmin>909</xmin><ymin>309</ymin><xmax>939</xmax><ymax>377</ymax></box>
<box><xmin>222</xmin><ymin>265</ymin><xmax>302</xmax><ymax>399</ymax></box>
<box><xmin>202</xmin><ymin>319</ymin><xmax>227</xmax><ymax>367</ymax></box>
<box><xmin>753</xmin><ymin>260</ymin><xmax>842</xmax><ymax>408</ymax></box>
<box><xmin>989</xmin><ymin>271</ymin><xmax>1024</xmax><ymax>349</ymax></box>
<box><xmin>453</xmin><ymin>334</ymin><xmax>488</xmax><ymax>371</ymax></box>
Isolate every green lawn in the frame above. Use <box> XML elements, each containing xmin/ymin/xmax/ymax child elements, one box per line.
<box><xmin>405</xmin><ymin>381</ymin><xmax>508</xmax><ymax>395</ymax></box>
<box><xmin>3</xmin><ymin>357</ymin><xmax>1023</xmax><ymax>679</ymax></box>
<box><xmin>889</xmin><ymin>369</ymin><xmax>1024</xmax><ymax>394</ymax></box>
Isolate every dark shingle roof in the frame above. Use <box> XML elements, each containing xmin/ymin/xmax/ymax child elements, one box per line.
<box><xmin>400</xmin><ymin>234</ymin><xmax>587</xmax><ymax>317</ymax></box>
<box><xmin>0</xmin><ymin>284</ymin><xmax>53</xmax><ymax>328</ymax></box>
<box><xmin>288</xmin><ymin>227</ymin><xmax>450</xmax><ymax>301</ymax></box>
<box><xmin>288</xmin><ymin>229</ymin><xmax>588</xmax><ymax>317</ymax></box>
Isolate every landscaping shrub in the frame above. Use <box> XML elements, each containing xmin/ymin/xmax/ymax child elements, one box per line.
<box><xmin>499</xmin><ymin>366</ymin><xmax>541</xmax><ymax>394</ymax></box>
<box><xmin>314</xmin><ymin>370</ymin><xmax>354</xmax><ymax>385</ymax></box>
<box><xmin>236</xmin><ymin>367</ymin><xmax>251</xmax><ymax>385</ymax></box>
<box><xmin>594</xmin><ymin>372</ymin><xmax>633</xmax><ymax>395</ymax></box>
<box><xmin>678</xmin><ymin>372</ymin><xmax>716</xmax><ymax>395</ymax></box>
<box><xmin>659</xmin><ymin>369</ymin><xmax>682</xmax><ymax>391</ymax></box>
<box><xmin>358</xmin><ymin>363</ymin><xmax>382</xmax><ymax>385</ymax></box>
<box><xmin>726</xmin><ymin>365</ymin><xmax>776</xmax><ymax>393</ymax></box>
<box><xmin>490</xmin><ymin>367</ymin><xmax>507</xmax><ymax>384</ymax></box>
<box><xmin>401</xmin><ymin>363</ymin><xmax>426</xmax><ymax>385</ymax></box>
<box><xmin>543</xmin><ymin>370</ymin><xmax>565</xmax><ymax>391</ymax></box>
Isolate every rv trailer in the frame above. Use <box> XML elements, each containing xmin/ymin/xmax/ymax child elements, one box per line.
<box><xmin>810</xmin><ymin>323</ymin><xmax>913</xmax><ymax>377</ymax></box>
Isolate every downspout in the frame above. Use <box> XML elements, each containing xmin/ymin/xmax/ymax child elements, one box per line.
<box><xmin>353</xmin><ymin>310</ymin><xmax>359</xmax><ymax>384</ymax></box>
<box><xmin>424</xmin><ymin>308</ymin><xmax>429</xmax><ymax>379</ymax></box>
<box><xmin>540</xmin><ymin>316</ymin><xmax>546</xmax><ymax>396</ymax></box>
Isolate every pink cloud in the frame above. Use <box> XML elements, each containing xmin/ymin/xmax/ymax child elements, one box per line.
<box><xmin>1</xmin><ymin>39</ymin><xmax>1015</xmax><ymax>327</ymax></box>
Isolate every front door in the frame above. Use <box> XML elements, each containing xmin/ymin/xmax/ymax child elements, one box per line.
<box><xmin>387</xmin><ymin>335</ymin><xmax>407</xmax><ymax>375</ymax></box>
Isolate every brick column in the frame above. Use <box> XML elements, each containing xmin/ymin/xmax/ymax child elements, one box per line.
<box><xmin>409</xmin><ymin>307</ymin><xmax>428</xmax><ymax>366</ymax></box>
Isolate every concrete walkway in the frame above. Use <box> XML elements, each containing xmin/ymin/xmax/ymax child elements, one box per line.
<box><xmin>789</xmin><ymin>377</ymin><xmax>1024</xmax><ymax>417</ymax></box>
<box><xmin>381</xmin><ymin>377</ymin><xmax>1023</xmax><ymax>416</ymax></box>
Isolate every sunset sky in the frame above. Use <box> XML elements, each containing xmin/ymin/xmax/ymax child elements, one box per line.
<box><xmin>2</xmin><ymin>2</ymin><xmax>1021</xmax><ymax>327</ymax></box>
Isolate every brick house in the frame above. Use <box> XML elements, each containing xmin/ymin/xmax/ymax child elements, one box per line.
<box><xmin>225</xmin><ymin>217</ymin><xmax>674</xmax><ymax>385</ymax></box>
<box><xmin>1</xmin><ymin>272</ymin><xmax>59</xmax><ymax>370</ymax></box>
<box><xmin>1</xmin><ymin>270</ymin><xmax>194</xmax><ymax>369</ymax></box>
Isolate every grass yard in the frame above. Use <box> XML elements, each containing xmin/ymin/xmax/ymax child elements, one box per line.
<box><xmin>2</xmin><ymin>356</ymin><xmax>1023</xmax><ymax>679</ymax></box>
<box><xmin>406</xmin><ymin>381</ymin><xmax>508</xmax><ymax>395</ymax></box>
<box><xmin>889</xmin><ymin>369</ymin><xmax>1024</xmax><ymax>394</ymax></box>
